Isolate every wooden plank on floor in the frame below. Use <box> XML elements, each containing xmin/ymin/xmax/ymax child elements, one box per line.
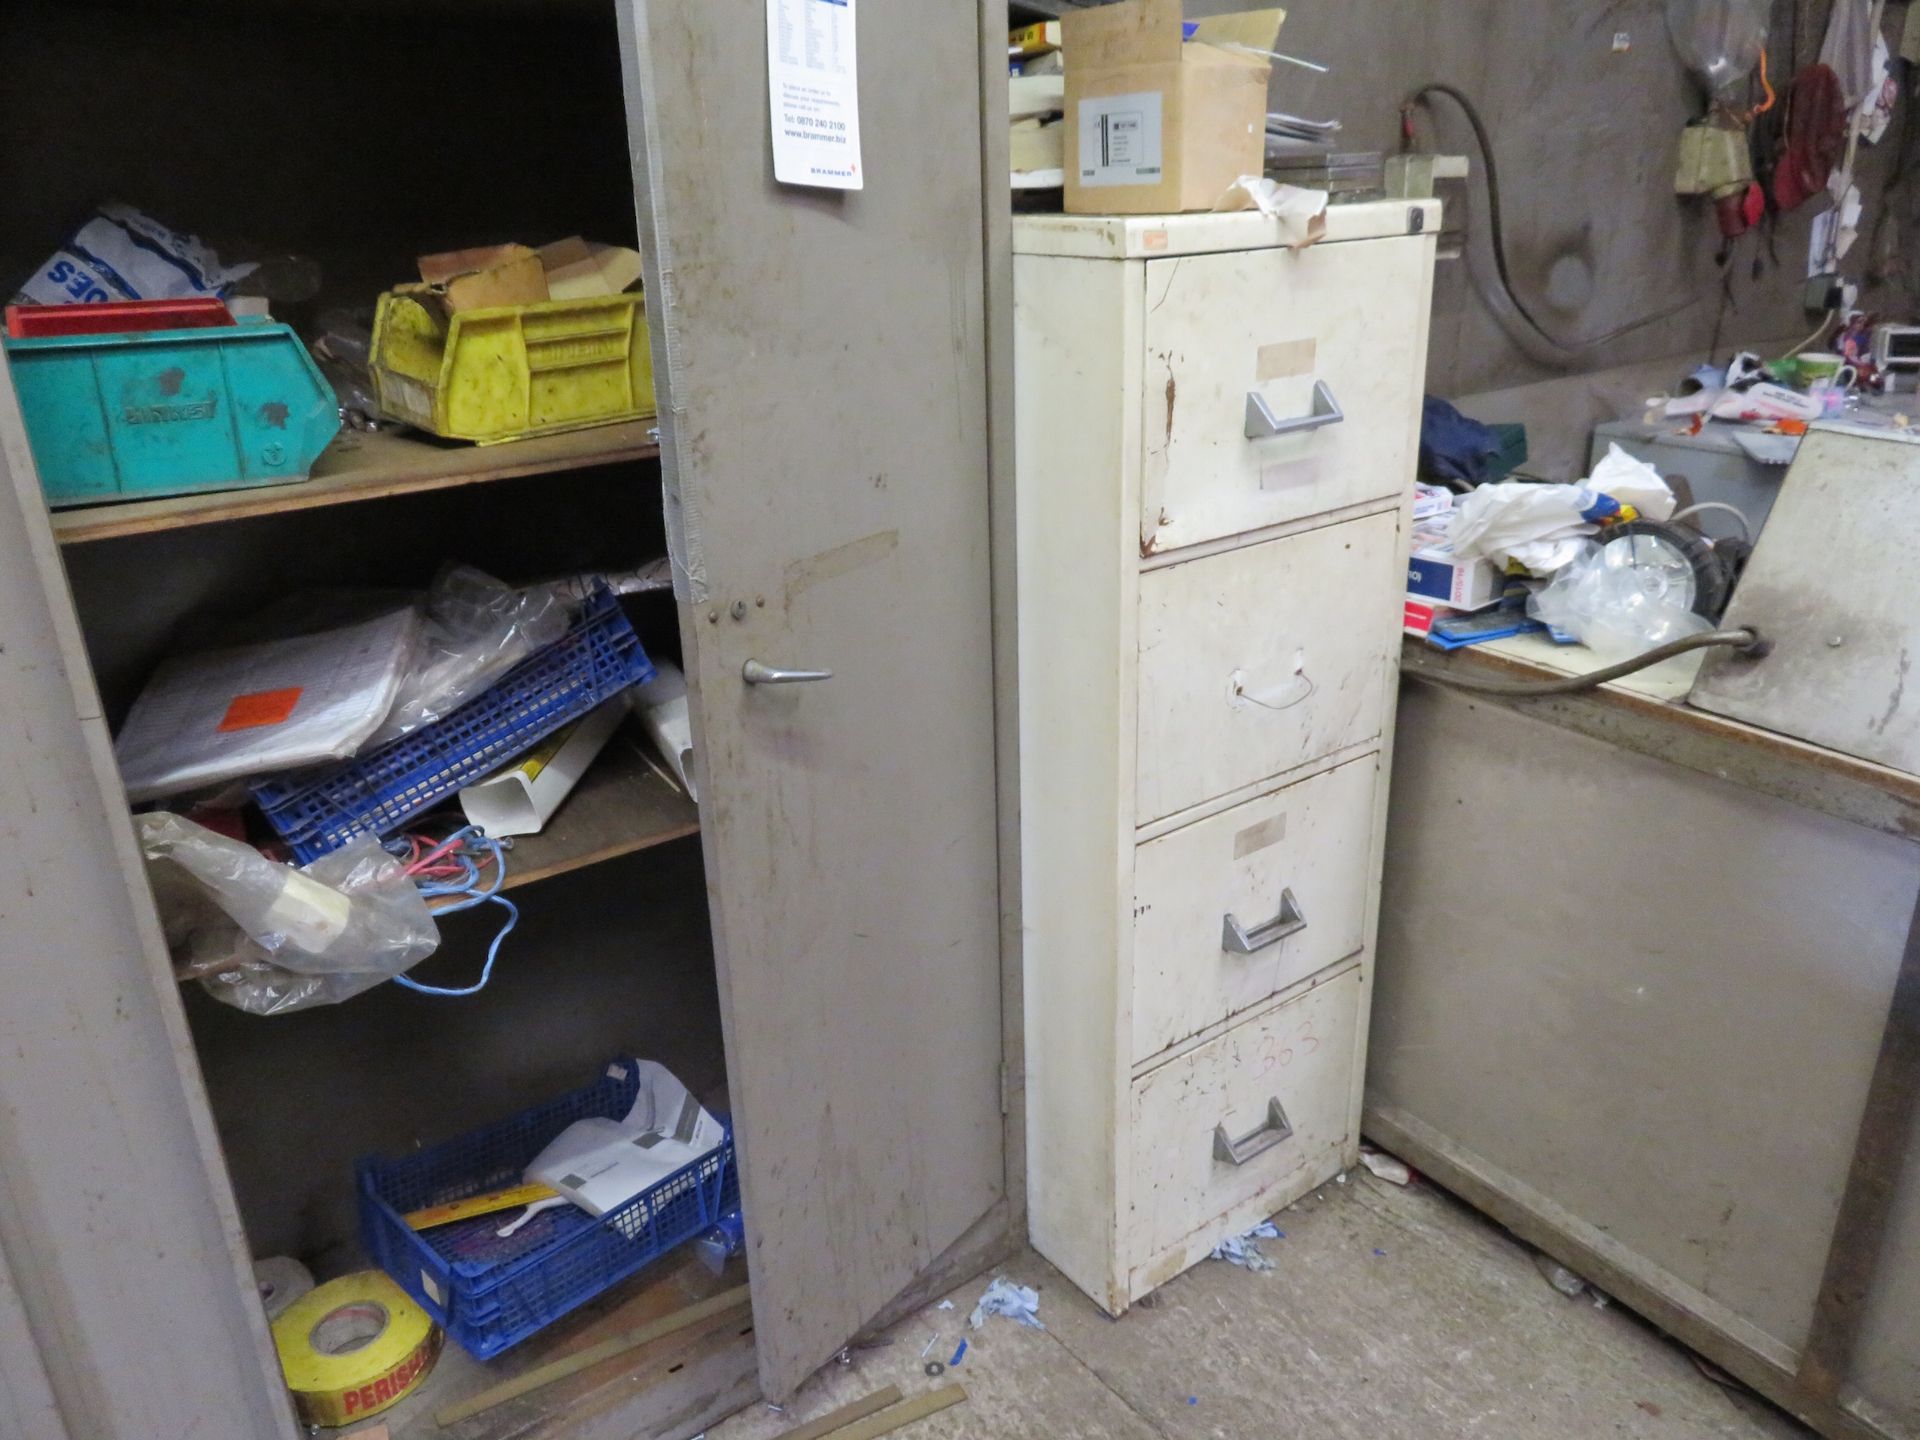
<box><xmin>768</xmin><ymin>1386</ymin><xmax>902</xmax><ymax>1440</ymax></box>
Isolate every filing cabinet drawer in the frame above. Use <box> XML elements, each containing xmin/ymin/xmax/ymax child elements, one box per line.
<box><xmin>1127</xmin><ymin>967</ymin><xmax>1361</xmax><ymax>1269</ymax></box>
<box><xmin>1140</xmin><ymin>236</ymin><xmax>1429</xmax><ymax>556</ymax></box>
<box><xmin>1132</xmin><ymin>753</ymin><xmax>1377</xmax><ymax>1065</ymax></box>
<box><xmin>1135</xmin><ymin>509</ymin><xmax>1400</xmax><ymax>824</ymax></box>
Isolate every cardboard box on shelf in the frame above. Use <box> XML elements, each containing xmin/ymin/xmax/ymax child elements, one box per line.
<box><xmin>416</xmin><ymin>243</ymin><xmax>549</xmax><ymax>313</ymax></box>
<box><xmin>537</xmin><ymin>237</ymin><xmax>645</xmax><ymax>301</ymax></box>
<box><xmin>413</xmin><ymin>238</ymin><xmax>644</xmax><ymax>316</ymax></box>
<box><xmin>1063</xmin><ymin>0</ymin><xmax>1284</xmax><ymax>215</ymax></box>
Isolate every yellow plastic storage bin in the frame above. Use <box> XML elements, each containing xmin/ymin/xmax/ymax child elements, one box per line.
<box><xmin>368</xmin><ymin>289</ymin><xmax>655</xmax><ymax>444</ymax></box>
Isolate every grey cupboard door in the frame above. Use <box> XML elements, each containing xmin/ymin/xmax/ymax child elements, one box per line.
<box><xmin>0</xmin><ymin>354</ymin><xmax>297</xmax><ymax>1440</ymax></box>
<box><xmin>617</xmin><ymin>0</ymin><xmax>1008</xmax><ymax>1398</ymax></box>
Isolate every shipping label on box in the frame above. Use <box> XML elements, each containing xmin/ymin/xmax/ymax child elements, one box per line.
<box><xmin>1078</xmin><ymin>91</ymin><xmax>1165</xmax><ymax>187</ymax></box>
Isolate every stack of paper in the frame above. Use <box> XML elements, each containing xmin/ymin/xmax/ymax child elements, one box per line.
<box><xmin>526</xmin><ymin>1061</ymin><xmax>724</xmax><ymax>1219</ymax></box>
<box><xmin>1010</xmin><ymin>22</ymin><xmax>1065</xmax><ymax>186</ymax></box>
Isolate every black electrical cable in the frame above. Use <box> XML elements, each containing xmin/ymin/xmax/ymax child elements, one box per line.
<box><xmin>1417</xmin><ymin>628</ymin><xmax>1769</xmax><ymax>697</ymax></box>
<box><xmin>1403</xmin><ymin>83</ymin><xmax>1703</xmax><ymax>356</ymax></box>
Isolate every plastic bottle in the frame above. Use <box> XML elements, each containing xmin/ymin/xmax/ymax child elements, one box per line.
<box><xmin>694</xmin><ymin>1208</ymin><xmax>745</xmax><ymax>1276</ymax></box>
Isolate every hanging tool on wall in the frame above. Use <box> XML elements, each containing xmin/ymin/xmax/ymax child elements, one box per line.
<box><xmin>1668</xmin><ymin>0</ymin><xmax>1775</xmax><ymax>241</ymax></box>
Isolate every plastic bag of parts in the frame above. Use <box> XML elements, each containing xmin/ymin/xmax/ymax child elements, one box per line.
<box><xmin>12</xmin><ymin>202</ymin><xmax>257</xmax><ymax>306</ymax></box>
<box><xmin>1667</xmin><ymin>0</ymin><xmax>1768</xmax><ymax>94</ymax></box>
<box><xmin>137</xmin><ymin>812</ymin><xmax>438</xmax><ymax>1016</ymax></box>
<box><xmin>310</xmin><ymin>307</ymin><xmax>383</xmax><ymax>430</ymax></box>
<box><xmin>1526</xmin><ymin>539</ymin><xmax>1712</xmax><ymax>662</ymax></box>
<box><xmin>533</xmin><ymin>558</ymin><xmax>675</xmax><ymax>606</ymax></box>
<box><xmin>364</xmin><ymin>566</ymin><xmax>572</xmax><ymax>749</ymax></box>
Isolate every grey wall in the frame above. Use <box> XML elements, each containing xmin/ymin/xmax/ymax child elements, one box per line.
<box><xmin>1184</xmin><ymin>0</ymin><xmax>1914</xmax><ymax>399</ymax></box>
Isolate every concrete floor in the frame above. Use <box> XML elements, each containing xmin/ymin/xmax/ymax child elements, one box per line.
<box><xmin>711</xmin><ymin>1170</ymin><xmax>1812</xmax><ymax>1440</ymax></box>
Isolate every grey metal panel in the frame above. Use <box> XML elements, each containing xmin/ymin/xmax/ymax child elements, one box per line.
<box><xmin>0</xmin><ymin>1243</ymin><xmax>61</xmax><ymax>1440</ymax></box>
<box><xmin>1589</xmin><ymin>419</ymin><xmax>1786</xmax><ymax>539</ymax></box>
<box><xmin>617</xmin><ymin>0</ymin><xmax>1007</xmax><ymax>1398</ymax></box>
<box><xmin>0</xmin><ymin>351</ymin><xmax>295</xmax><ymax>1438</ymax></box>
<box><xmin>1856</xmin><ymin>1092</ymin><xmax>1920</xmax><ymax>1429</ymax></box>
<box><xmin>1691</xmin><ymin>428</ymin><xmax>1920</xmax><ymax>775</ymax></box>
<box><xmin>977</xmin><ymin>0</ymin><xmax>1028</xmax><ymax>1235</ymax></box>
<box><xmin>1371</xmin><ymin>682</ymin><xmax>1919</xmax><ymax>1361</ymax></box>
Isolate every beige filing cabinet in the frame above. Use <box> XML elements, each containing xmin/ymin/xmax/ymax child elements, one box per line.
<box><xmin>0</xmin><ymin>3</ymin><xmax>1020</xmax><ymax>1437</ymax></box>
<box><xmin>1013</xmin><ymin>202</ymin><xmax>1438</xmax><ymax>1313</ymax></box>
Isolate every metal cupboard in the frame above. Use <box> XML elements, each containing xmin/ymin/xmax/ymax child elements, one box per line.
<box><xmin>0</xmin><ymin>1</ymin><xmax>1020</xmax><ymax>1436</ymax></box>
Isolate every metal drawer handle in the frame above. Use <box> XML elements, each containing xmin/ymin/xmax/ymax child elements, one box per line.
<box><xmin>1214</xmin><ymin>1097</ymin><xmax>1294</xmax><ymax>1166</ymax></box>
<box><xmin>743</xmin><ymin>659</ymin><xmax>833</xmax><ymax>685</ymax></box>
<box><xmin>1222</xmin><ymin>889</ymin><xmax>1307</xmax><ymax>954</ymax></box>
<box><xmin>1245</xmin><ymin>379</ymin><xmax>1344</xmax><ymax>440</ymax></box>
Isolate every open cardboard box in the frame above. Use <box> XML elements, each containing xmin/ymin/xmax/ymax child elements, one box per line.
<box><xmin>412</xmin><ymin>238</ymin><xmax>646</xmax><ymax>316</ymax></box>
<box><xmin>1063</xmin><ymin>0</ymin><xmax>1284</xmax><ymax>215</ymax></box>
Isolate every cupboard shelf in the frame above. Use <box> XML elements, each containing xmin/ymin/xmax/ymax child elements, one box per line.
<box><xmin>496</xmin><ymin>732</ymin><xmax>700</xmax><ymax>892</ymax></box>
<box><xmin>49</xmin><ymin>420</ymin><xmax>662</xmax><ymax>545</ymax></box>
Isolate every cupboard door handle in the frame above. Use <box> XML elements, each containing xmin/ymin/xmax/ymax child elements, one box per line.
<box><xmin>1222</xmin><ymin>889</ymin><xmax>1307</xmax><ymax>954</ymax></box>
<box><xmin>1214</xmin><ymin>1097</ymin><xmax>1294</xmax><ymax>1166</ymax></box>
<box><xmin>1245</xmin><ymin>380</ymin><xmax>1344</xmax><ymax>440</ymax></box>
<box><xmin>742</xmin><ymin>659</ymin><xmax>833</xmax><ymax>685</ymax></box>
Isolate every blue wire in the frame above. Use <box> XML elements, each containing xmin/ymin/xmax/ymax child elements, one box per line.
<box><xmin>386</xmin><ymin>826</ymin><xmax>517</xmax><ymax>997</ymax></box>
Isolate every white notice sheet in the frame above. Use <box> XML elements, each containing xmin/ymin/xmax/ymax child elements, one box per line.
<box><xmin>767</xmin><ymin>0</ymin><xmax>863</xmax><ymax>189</ymax></box>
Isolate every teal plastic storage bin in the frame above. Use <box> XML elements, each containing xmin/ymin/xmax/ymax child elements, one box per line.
<box><xmin>4</xmin><ymin>322</ymin><xmax>340</xmax><ymax>508</ymax></box>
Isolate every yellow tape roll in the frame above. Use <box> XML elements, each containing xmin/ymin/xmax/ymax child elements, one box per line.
<box><xmin>272</xmin><ymin>1271</ymin><xmax>441</xmax><ymax>1428</ymax></box>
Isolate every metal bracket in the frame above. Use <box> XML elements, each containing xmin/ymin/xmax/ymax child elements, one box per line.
<box><xmin>1214</xmin><ymin>1097</ymin><xmax>1295</xmax><ymax>1166</ymax></box>
<box><xmin>1222</xmin><ymin>889</ymin><xmax>1308</xmax><ymax>954</ymax></box>
<box><xmin>1245</xmin><ymin>380</ymin><xmax>1344</xmax><ymax>440</ymax></box>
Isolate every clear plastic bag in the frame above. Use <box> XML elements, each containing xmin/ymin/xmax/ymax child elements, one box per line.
<box><xmin>311</xmin><ymin>307</ymin><xmax>383</xmax><ymax>430</ymax></box>
<box><xmin>1526</xmin><ymin>540</ymin><xmax>1712</xmax><ymax>661</ymax></box>
<box><xmin>364</xmin><ymin>566</ymin><xmax>571</xmax><ymax>748</ymax></box>
<box><xmin>137</xmin><ymin>813</ymin><xmax>439</xmax><ymax>1016</ymax></box>
<box><xmin>1667</xmin><ymin>0</ymin><xmax>1768</xmax><ymax>94</ymax></box>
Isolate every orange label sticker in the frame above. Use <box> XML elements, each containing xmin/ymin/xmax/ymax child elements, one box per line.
<box><xmin>218</xmin><ymin>686</ymin><xmax>303</xmax><ymax>732</ymax></box>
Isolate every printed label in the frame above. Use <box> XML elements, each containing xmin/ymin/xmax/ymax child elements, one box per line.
<box><xmin>217</xmin><ymin>686</ymin><xmax>303</xmax><ymax>732</ymax></box>
<box><xmin>1233</xmin><ymin>812</ymin><xmax>1289</xmax><ymax>860</ymax></box>
<box><xmin>1078</xmin><ymin>91</ymin><xmax>1164</xmax><ymax>187</ymax></box>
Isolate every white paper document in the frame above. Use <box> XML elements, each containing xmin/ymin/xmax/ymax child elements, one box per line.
<box><xmin>526</xmin><ymin>1061</ymin><xmax>724</xmax><ymax>1218</ymax></box>
<box><xmin>767</xmin><ymin>0</ymin><xmax>863</xmax><ymax>189</ymax></box>
<box><xmin>114</xmin><ymin>608</ymin><xmax>419</xmax><ymax>802</ymax></box>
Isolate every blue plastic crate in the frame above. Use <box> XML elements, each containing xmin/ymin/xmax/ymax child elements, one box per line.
<box><xmin>357</xmin><ymin>1061</ymin><xmax>738</xmax><ymax>1359</ymax></box>
<box><xmin>253</xmin><ymin>584</ymin><xmax>653</xmax><ymax>861</ymax></box>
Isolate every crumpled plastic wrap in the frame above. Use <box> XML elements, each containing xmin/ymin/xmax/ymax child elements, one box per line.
<box><xmin>1449</xmin><ymin>445</ymin><xmax>1676</xmax><ymax>574</ymax></box>
<box><xmin>968</xmin><ymin>1276</ymin><xmax>1044</xmax><ymax>1330</ymax></box>
<box><xmin>1526</xmin><ymin>539</ymin><xmax>1712</xmax><ymax>661</ymax></box>
<box><xmin>1211</xmin><ymin>1219</ymin><xmax>1283</xmax><ymax>1271</ymax></box>
<box><xmin>1215</xmin><ymin>177</ymin><xmax>1328</xmax><ymax>246</ymax></box>
<box><xmin>1667</xmin><ymin>0</ymin><xmax>1768</xmax><ymax>93</ymax></box>
<box><xmin>364</xmin><ymin>566</ymin><xmax>571</xmax><ymax>748</ymax></box>
<box><xmin>138</xmin><ymin>812</ymin><xmax>438</xmax><ymax>1015</ymax></box>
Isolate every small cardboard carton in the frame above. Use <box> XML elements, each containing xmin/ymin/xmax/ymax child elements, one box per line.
<box><xmin>1063</xmin><ymin>0</ymin><xmax>1284</xmax><ymax>215</ymax></box>
<box><xmin>415</xmin><ymin>243</ymin><xmax>549</xmax><ymax>313</ymax></box>
<box><xmin>536</xmin><ymin>237</ymin><xmax>646</xmax><ymax>301</ymax></box>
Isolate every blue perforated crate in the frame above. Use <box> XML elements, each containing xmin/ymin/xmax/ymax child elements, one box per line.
<box><xmin>357</xmin><ymin>1060</ymin><xmax>737</xmax><ymax>1359</ymax></box>
<box><xmin>253</xmin><ymin>583</ymin><xmax>652</xmax><ymax>861</ymax></box>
